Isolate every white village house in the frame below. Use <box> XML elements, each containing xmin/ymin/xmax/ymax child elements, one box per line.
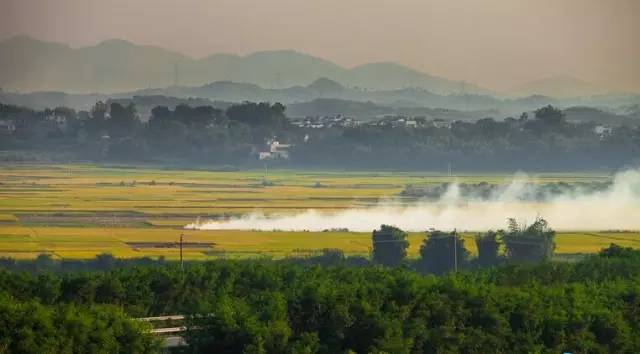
<box><xmin>259</xmin><ymin>140</ymin><xmax>293</xmax><ymax>160</ymax></box>
<box><xmin>594</xmin><ymin>125</ymin><xmax>613</xmax><ymax>139</ymax></box>
<box><xmin>0</xmin><ymin>120</ymin><xmax>16</xmax><ymax>134</ymax></box>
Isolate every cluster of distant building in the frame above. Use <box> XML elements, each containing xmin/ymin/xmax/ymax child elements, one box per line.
<box><xmin>594</xmin><ymin>125</ymin><xmax>613</xmax><ymax>139</ymax></box>
<box><xmin>258</xmin><ymin>115</ymin><xmax>456</xmax><ymax>161</ymax></box>
<box><xmin>290</xmin><ymin>115</ymin><xmax>361</xmax><ymax>129</ymax></box>
<box><xmin>289</xmin><ymin>114</ymin><xmax>454</xmax><ymax>129</ymax></box>
<box><xmin>0</xmin><ymin>120</ymin><xmax>15</xmax><ymax>134</ymax></box>
<box><xmin>0</xmin><ymin>109</ymin><xmax>617</xmax><ymax>150</ymax></box>
<box><xmin>0</xmin><ymin>111</ymin><xmax>76</xmax><ymax>135</ymax></box>
<box><xmin>370</xmin><ymin>115</ymin><xmax>453</xmax><ymax>129</ymax></box>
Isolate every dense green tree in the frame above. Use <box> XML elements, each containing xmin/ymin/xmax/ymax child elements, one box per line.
<box><xmin>1</xmin><ymin>247</ymin><xmax>640</xmax><ymax>352</ymax></box>
<box><xmin>94</xmin><ymin>252</ymin><xmax>117</xmax><ymax>270</ymax></box>
<box><xmin>33</xmin><ymin>254</ymin><xmax>56</xmax><ymax>272</ymax></box>
<box><xmin>107</xmin><ymin>102</ymin><xmax>138</xmax><ymax>138</ymax></box>
<box><xmin>227</xmin><ymin>102</ymin><xmax>285</xmax><ymax>125</ymax></box>
<box><xmin>599</xmin><ymin>243</ymin><xmax>636</xmax><ymax>258</ymax></box>
<box><xmin>95</xmin><ymin>275</ymin><xmax>125</xmax><ymax>305</ymax></box>
<box><xmin>0</xmin><ymin>297</ymin><xmax>159</xmax><ymax>353</ymax></box>
<box><xmin>503</xmin><ymin>217</ymin><xmax>555</xmax><ymax>263</ymax></box>
<box><xmin>174</xmin><ymin>104</ymin><xmax>223</xmax><ymax>126</ymax></box>
<box><xmin>371</xmin><ymin>224</ymin><xmax>409</xmax><ymax>267</ymax></box>
<box><xmin>84</xmin><ymin>101</ymin><xmax>108</xmax><ymax>138</ymax></box>
<box><xmin>535</xmin><ymin>105</ymin><xmax>566</xmax><ymax>125</ymax></box>
<box><xmin>34</xmin><ymin>273</ymin><xmax>61</xmax><ymax>305</ymax></box>
<box><xmin>60</xmin><ymin>274</ymin><xmax>96</xmax><ymax>304</ymax></box>
<box><xmin>417</xmin><ymin>230</ymin><xmax>469</xmax><ymax>274</ymax></box>
<box><xmin>475</xmin><ymin>230</ymin><xmax>502</xmax><ymax>267</ymax></box>
<box><xmin>524</xmin><ymin>105</ymin><xmax>568</xmax><ymax>135</ymax></box>
<box><xmin>149</xmin><ymin>105</ymin><xmax>172</xmax><ymax>125</ymax></box>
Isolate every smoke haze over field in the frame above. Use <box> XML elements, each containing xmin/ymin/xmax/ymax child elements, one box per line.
<box><xmin>188</xmin><ymin>169</ymin><xmax>640</xmax><ymax>232</ymax></box>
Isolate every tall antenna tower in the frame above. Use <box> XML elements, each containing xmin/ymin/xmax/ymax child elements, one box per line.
<box><xmin>274</xmin><ymin>73</ymin><xmax>283</xmax><ymax>89</ymax></box>
<box><xmin>460</xmin><ymin>80</ymin><xmax>467</xmax><ymax>112</ymax></box>
<box><xmin>173</xmin><ymin>62</ymin><xmax>179</xmax><ymax>86</ymax></box>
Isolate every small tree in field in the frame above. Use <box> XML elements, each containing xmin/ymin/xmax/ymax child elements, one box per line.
<box><xmin>418</xmin><ymin>230</ymin><xmax>469</xmax><ymax>274</ymax></box>
<box><xmin>372</xmin><ymin>225</ymin><xmax>409</xmax><ymax>267</ymax></box>
<box><xmin>475</xmin><ymin>230</ymin><xmax>502</xmax><ymax>267</ymax></box>
<box><xmin>503</xmin><ymin>217</ymin><xmax>555</xmax><ymax>263</ymax></box>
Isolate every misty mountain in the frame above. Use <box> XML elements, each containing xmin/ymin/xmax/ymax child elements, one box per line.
<box><xmin>116</xmin><ymin>79</ymin><xmax>554</xmax><ymax>116</ymax></box>
<box><xmin>511</xmin><ymin>75</ymin><xmax>609</xmax><ymax>98</ymax></box>
<box><xmin>0</xmin><ymin>36</ymin><xmax>190</xmax><ymax>93</ymax></box>
<box><xmin>0</xmin><ymin>78</ymin><xmax>512</xmax><ymax>115</ymax></box>
<box><xmin>122</xmin><ymin>79</ymin><xmax>572</xmax><ymax>115</ymax></box>
<box><xmin>2</xmin><ymin>73</ymin><xmax>638</xmax><ymax>123</ymax></box>
<box><xmin>0</xmin><ymin>90</ymin><xmax>107</xmax><ymax>111</ymax></box>
<box><xmin>0</xmin><ymin>36</ymin><xmax>490</xmax><ymax>95</ymax></box>
<box><xmin>348</xmin><ymin>62</ymin><xmax>469</xmax><ymax>93</ymax></box>
<box><xmin>563</xmin><ymin>106</ymin><xmax>639</xmax><ymax>126</ymax></box>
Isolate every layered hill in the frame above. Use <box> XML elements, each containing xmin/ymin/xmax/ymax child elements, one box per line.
<box><xmin>510</xmin><ymin>75</ymin><xmax>610</xmax><ymax>98</ymax></box>
<box><xmin>0</xmin><ymin>36</ymin><xmax>490</xmax><ymax>94</ymax></box>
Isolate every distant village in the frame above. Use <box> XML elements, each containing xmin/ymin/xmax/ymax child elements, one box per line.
<box><xmin>289</xmin><ymin>114</ymin><xmax>454</xmax><ymax>129</ymax></box>
<box><xmin>260</xmin><ymin>115</ymin><xmax>457</xmax><ymax>161</ymax></box>
<box><xmin>0</xmin><ymin>104</ymin><xmax>618</xmax><ymax>165</ymax></box>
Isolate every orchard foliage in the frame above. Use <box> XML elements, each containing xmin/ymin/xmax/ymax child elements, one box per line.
<box><xmin>1</xmin><ymin>244</ymin><xmax>640</xmax><ymax>353</ymax></box>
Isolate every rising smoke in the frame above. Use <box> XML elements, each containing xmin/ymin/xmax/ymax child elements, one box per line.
<box><xmin>187</xmin><ymin>169</ymin><xmax>640</xmax><ymax>232</ymax></box>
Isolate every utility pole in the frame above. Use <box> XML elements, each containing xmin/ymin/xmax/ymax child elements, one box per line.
<box><xmin>179</xmin><ymin>233</ymin><xmax>184</xmax><ymax>271</ymax></box>
<box><xmin>174</xmin><ymin>63</ymin><xmax>179</xmax><ymax>86</ymax></box>
<box><xmin>264</xmin><ymin>162</ymin><xmax>269</xmax><ymax>182</ymax></box>
<box><xmin>453</xmin><ymin>229</ymin><xmax>458</xmax><ymax>273</ymax></box>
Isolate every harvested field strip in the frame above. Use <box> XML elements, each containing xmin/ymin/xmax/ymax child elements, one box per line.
<box><xmin>0</xmin><ymin>214</ymin><xmax>18</xmax><ymax>222</ymax></box>
<box><xmin>126</xmin><ymin>242</ymin><xmax>215</xmax><ymax>249</ymax></box>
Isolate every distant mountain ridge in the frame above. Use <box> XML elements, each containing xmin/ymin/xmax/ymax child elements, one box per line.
<box><xmin>510</xmin><ymin>75</ymin><xmax>610</xmax><ymax>98</ymax></box>
<box><xmin>2</xmin><ymin>76</ymin><xmax>639</xmax><ymax>126</ymax></box>
<box><xmin>6</xmin><ymin>76</ymin><xmax>639</xmax><ymax>120</ymax></box>
<box><xmin>0</xmin><ymin>36</ymin><xmax>490</xmax><ymax>95</ymax></box>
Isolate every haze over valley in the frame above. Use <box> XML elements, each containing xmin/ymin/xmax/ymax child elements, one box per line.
<box><xmin>1</xmin><ymin>1</ymin><xmax>640</xmax><ymax>352</ymax></box>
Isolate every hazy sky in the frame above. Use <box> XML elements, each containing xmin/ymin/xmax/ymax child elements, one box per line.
<box><xmin>1</xmin><ymin>0</ymin><xmax>638</xmax><ymax>91</ymax></box>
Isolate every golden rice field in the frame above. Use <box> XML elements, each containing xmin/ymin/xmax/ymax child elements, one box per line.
<box><xmin>0</xmin><ymin>163</ymin><xmax>635</xmax><ymax>260</ymax></box>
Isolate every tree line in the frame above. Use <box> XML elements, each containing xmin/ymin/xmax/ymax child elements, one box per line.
<box><xmin>1</xmin><ymin>101</ymin><xmax>639</xmax><ymax>169</ymax></box>
<box><xmin>1</xmin><ymin>243</ymin><xmax>640</xmax><ymax>353</ymax></box>
<box><xmin>0</xmin><ymin>217</ymin><xmax>554</xmax><ymax>277</ymax></box>
<box><xmin>371</xmin><ymin>217</ymin><xmax>555</xmax><ymax>274</ymax></box>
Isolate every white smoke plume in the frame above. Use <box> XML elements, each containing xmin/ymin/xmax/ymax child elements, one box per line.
<box><xmin>187</xmin><ymin>169</ymin><xmax>640</xmax><ymax>232</ymax></box>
